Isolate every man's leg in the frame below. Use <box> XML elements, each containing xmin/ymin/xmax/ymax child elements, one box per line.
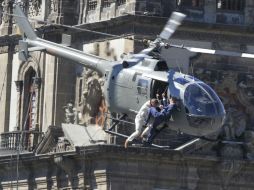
<box><xmin>146</xmin><ymin>128</ymin><xmax>160</xmax><ymax>145</ymax></box>
<box><xmin>124</xmin><ymin>119</ymin><xmax>143</xmax><ymax>148</ymax></box>
<box><xmin>141</xmin><ymin>125</ymin><xmax>152</xmax><ymax>138</ymax></box>
<box><xmin>146</xmin><ymin>123</ymin><xmax>168</xmax><ymax>145</ymax></box>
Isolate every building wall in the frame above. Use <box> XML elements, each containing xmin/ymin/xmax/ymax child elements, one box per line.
<box><xmin>8</xmin><ymin>53</ymin><xmax>21</xmax><ymax>131</ymax></box>
<box><xmin>1</xmin><ymin>0</ymin><xmax>254</xmax><ymax>189</ymax></box>
<box><xmin>1</xmin><ymin>145</ymin><xmax>254</xmax><ymax>190</ymax></box>
<box><xmin>0</xmin><ymin>52</ymin><xmax>12</xmax><ymax>133</ymax></box>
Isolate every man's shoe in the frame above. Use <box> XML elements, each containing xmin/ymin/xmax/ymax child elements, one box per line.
<box><xmin>142</xmin><ymin>140</ymin><xmax>151</xmax><ymax>147</ymax></box>
<box><xmin>124</xmin><ymin>140</ymin><xmax>129</xmax><ymax>148</ymax></box>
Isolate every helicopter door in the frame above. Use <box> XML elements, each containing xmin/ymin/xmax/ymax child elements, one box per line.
<box><xmin>136</xmin><ymin>76</ymin><xmax>150</xmax><ymax>109</ymax></box>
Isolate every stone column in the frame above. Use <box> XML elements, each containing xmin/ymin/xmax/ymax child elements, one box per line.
<box><xmin>82</xmin><ymin>0</ymin><xmax>87</xmax><ymax>23</ymax></box>
<box><xmin>97</xmin><ymin>0</ymin><xmax>103</xmax><ymax>21</ymax></box>
<box><xmin>110</xmin><ymin>1</ymin><xmax>117</xmax><ymax>18</ymax></box>
<box><xmin>15</xmin><ymin>80</ymin><xmax>23</xmax><ymax>131</ymax></box>
<box><xmin>78</xmin><ymin>0</ymin><xmax>85</xmax><ymax>24</ymax></box>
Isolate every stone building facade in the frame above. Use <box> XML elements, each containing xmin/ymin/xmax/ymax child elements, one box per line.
<box><xmin>0</xmin><ymin>0</ymin><xmax>254</xmax><ymax>188</ymax></box>
<box><xmin>2</xmin><ymin>145</ymin><xmax>254</xmax><ymax>190</ymax></box>
<box><xmin>0</xmin><ymin>0</ymin><xmax>252</xmax><ymax>136</ymax></box>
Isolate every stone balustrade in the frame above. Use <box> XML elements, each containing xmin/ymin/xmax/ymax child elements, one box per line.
<box><xmin>0</xmin><ymin>130</ymin><xmax>43</xmax><ymax>151</ymax></box>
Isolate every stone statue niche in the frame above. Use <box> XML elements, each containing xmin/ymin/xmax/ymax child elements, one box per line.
<box><xmin>63</xmin><ymin>102</ymin><xmax>76</xmax><ymax>124</ymax></box>
<box><xmin>77</xmin><ymin>68</ymin><xmax>104</xmax><ymax>126</ymax></box>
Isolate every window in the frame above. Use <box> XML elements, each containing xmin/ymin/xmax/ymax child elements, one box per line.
<box><xmin>117</xmin><ymin>0</ymin><xmax>126</xmax><ymax>6</ymax></box>
<box><xmin>78</xmin><ymin>79</ymin><xmax>83</xmax><ymax>104</ymax></box>
<box><xmin>137</xmin><ymin>79</ymin><xmax>148</xmax><ymax>95</ymax></box>
<box><xmin>216</xmin><ymin>0</ymin><xmax>245</xmax><ymax>11</ymax></box>
<box><xmin>103</xmin><ymin>0</ymin><xmax>111</xmax><ymax>8</ymax></box>
<box><xmin>88</xmin><ymin>0</ymin><xmax>97</xmax><ymax>11</ymax></box>
<box><xmin>184</xmin><ymin>83</ymin><xmax>225</xmax><ymax>116</ymax></box>
<box><xmin>177</xmin><ymin>0</ymin><xmax>204</xmax><ymax>8</ymax></box>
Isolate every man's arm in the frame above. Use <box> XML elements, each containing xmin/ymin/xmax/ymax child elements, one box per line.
<box><xmin>149</xmin><ymin>107</ymin><xmax>164</xmax><ymax>117</ymax></box>
<box><xmin>162</xmin><ymin>104</ymin><xmax>176</xmax><ymax>117</ymax></box>
<box><xmin>144</xmin><ymin>108</ymin><xmax>152</xmax><ymax>126</ymax></box>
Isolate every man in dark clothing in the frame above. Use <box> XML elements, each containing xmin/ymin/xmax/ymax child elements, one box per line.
<box><xmin>144</xmin><ymin>97</ymin><xmax>177</xmax><ymax>145</ymax></box>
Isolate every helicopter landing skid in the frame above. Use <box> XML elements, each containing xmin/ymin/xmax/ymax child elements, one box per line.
<box><xmin>104</xmin><ymin>129</ymin><xmax>171</xmax><ymax>149</ymax></box>
<box><xmin>104</xmin><ymin>114</ymin><xmax>171</xmax><ymax>149</ymax></box>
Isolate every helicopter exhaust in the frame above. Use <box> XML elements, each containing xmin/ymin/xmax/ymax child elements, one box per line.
<box><xmin>13</xmin><ymin>4</ymin><xmax>113</xmax><ymax>75</ymax></box>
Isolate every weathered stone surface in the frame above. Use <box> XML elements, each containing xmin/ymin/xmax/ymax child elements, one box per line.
<box><xmin>0</xmin><ymin>145</ymin><xmax>253</xmax><ymax>189</ymax></box>
<box><xmin>62</xmin><ymin>123</ymin><xmax>107</xmax><ymax>146</ymax></box>
<box><xmin>2</xmin><ymin>1</ymin><xmax>254</xmax><ymax>189</ymax></box>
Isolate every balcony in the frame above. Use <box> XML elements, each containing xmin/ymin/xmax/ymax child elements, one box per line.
<box><xmin>0</xmin><ymin>130</ymin><xmax>44</xmax><ymax>152</ymax></box>
<box><xmin>216</xmin><ymin>11</ymin><xmax>244</xmax><ymax>25</ymax></box>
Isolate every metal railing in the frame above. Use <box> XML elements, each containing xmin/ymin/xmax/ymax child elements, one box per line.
<box><xmin>0</xmin><ymin>130</ymin><xmax>43</xmax><ymax>151</ymax></box>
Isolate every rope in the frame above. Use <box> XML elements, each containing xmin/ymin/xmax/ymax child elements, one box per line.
<box><xmin>3</xmin><ymin>12</ymin><xmax>143</xmax><ymax>42</ymax></box>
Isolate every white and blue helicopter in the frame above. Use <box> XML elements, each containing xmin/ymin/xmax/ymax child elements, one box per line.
<box><xmin>14</xmin><ymin>4</ymin><xmax>252</xmax><ymax>143</ymax></box>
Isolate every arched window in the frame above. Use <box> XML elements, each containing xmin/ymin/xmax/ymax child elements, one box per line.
<box><xmin>23</xmin><ymin>67</ymin><xmax>37</xmax><ymax>130</ymax></box>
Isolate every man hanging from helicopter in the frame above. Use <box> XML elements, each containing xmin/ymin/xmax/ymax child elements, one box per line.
<box><xmin>143</xmin><ymin>96</ymin><xmax>178</xmax><ymax>146</ymax></box>
<box><xmin>124</xmin><ymin>98</ymin><xmax>160</xmax><ymax>148</ymax></box>
<box><xmin>139</xmin><ymin>92</ymin><xmax>168</xmax><ymax>140</ymax></box>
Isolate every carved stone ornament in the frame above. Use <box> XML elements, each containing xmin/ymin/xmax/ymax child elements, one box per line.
<box><xmin>1</xmin><ymin>0</ymin><xmax>10</xmax><ymax>23</ymax></box>
<box><xmin>28</xmin><ymin>0</ymin><xmax>42</xmax><ymax>17</ymax></box>
<box><xmin>48</xmin><ymin>0</ymin><xmax>58</xmax><ymax>14</ymax></box>
<box><xmin>15</xmin><ymin>80</ymin><xmax>23</xmax><ymax>92</ymax></box>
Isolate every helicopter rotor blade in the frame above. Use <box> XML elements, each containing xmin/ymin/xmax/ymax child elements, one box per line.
<box><xmin>185</xmin><ymin>47</ymin><xmax>254</xmax><ymax>59</ymax></box>
<box><xmin>159</xmin><ymin>12</ymin><xmax>186</xmax><ymax>40</ymax></box>
<box><xmin>123</xmin><ymin>11</ymin><xmax>186</xmax><ymax>63</ymax></box>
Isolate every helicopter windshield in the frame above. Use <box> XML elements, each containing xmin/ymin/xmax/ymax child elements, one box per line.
<box><xmin>184</xmin><ymin>82</ymin><xmax>225</xmax><ymax>117</ymax></box>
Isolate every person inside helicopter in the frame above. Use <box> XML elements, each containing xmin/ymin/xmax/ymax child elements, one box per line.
<box><xmin>143</xmin><ymin>96</ymin><xmax>178</xmax><ymax>146</ymax></box>
<box><xmin>156</xmin><ymin>92</ymin><xmax>168</xmax><ymax>110</ymax></box>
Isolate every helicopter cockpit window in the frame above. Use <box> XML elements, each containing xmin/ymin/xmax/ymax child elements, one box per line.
<box><xmin>184</xmin><ymin>83</ymin><xmax>225</xmax><ymax>117</ymax></box>
<box><xmin>137</xmin><ymin>79</ymin><xmax>148</xmax><ymax>95</ymax></box>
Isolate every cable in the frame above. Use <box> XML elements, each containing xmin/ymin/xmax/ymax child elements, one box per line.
<box><xmin>3</xmin><ymin>11</ymin><xmax>143</xmax><ymax>42</ymax></box>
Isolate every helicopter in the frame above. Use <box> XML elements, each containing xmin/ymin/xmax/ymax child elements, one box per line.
<box><xmin>12</xmin><ymin>4</ymin><xmax>234</xmax><ymax>139</ymax></box>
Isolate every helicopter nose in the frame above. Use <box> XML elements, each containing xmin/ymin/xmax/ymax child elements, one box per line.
<box><xmin>184</xmin><ymin>83</ymin><xmax>225</xmax><ymax>118</ymax></box>
<box><xmin>183</xmin><ymin>82</ymin><xmax>225</xmax><ymax>135</ymax></box>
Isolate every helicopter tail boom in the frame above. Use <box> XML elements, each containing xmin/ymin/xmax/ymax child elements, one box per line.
<box><xmin>13</xmin><ymin>4</ymin><xmax>37</xmax><ymax>40</ymax></box>
<box><xmin>13</xmin><ymin>4</ymin><xmax>112</xmax><ymax>74</ymax></box>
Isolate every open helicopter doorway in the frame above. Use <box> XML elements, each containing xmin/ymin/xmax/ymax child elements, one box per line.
<box><xmin>150</xmin><ymin>79</ymin><xmax>168</xmax><ymax>99</ymax></box>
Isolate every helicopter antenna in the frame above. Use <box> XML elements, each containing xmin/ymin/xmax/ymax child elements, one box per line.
<box><xmin>163</xmin><ymin>86</ymin><xmax>168</xmax><ymax>94</ymax></box>
<box><xmin>190</xmin><ymin>62</ymin><xmax>195</xmax><ymax>81</ymax></box>
<box><xmin>176</xmin><ymin>59</ymin><xmax>182</xmax><ymax>73</ymax></box>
